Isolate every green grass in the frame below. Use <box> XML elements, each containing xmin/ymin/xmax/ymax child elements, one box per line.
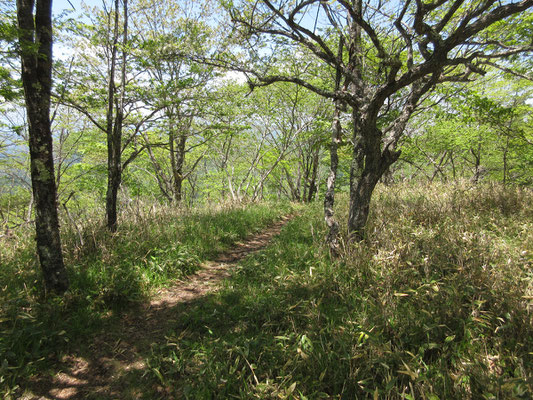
<box><xmin>2</xmin><ymin>183</ymin><xmax>532</xmax><ymax>399</ymax></box>
<box><xmin>0</xmin><ymin>199</ymin><xmax>292</xmax><ymax>396</ymax></box>
<box><xmin>142</xmin><ymin>182</ymin><xmax>532</xmax><ymax>399</ymax></box>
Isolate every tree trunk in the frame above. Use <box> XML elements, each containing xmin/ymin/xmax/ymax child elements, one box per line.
<box><xmin>105</xmin><ymin>0</ymin><xmax>127</xmax><ymax>232</ymax></box>
<box><xmin>141</xmin><ymin>131</ymin><xmax>173</xmax><ymax>201</ymax></box>
<box><xmin>106</xmin><ymin>128</ymin><xmax>122</xmax><ymax>231</ymax></box>
<box><xmin>324</xmin><ymin>102</ymin><xmax>342</xmax><ymax>255</ymax></box>
<box><xmin>348</xmin><ymin>123</ymin><xmax>399</xmax><ymax>240</ymax></box>
<box><xmin>105</xmin><ymin>0</ymin><xmax>120</xmax><ymax>231</ymax></box>
<box><xmin>17</xmin><ymin>0</ymin><xmax>69</xmax><ymax>294</ymax></box>
<box><xmin>450</xmin><ymin>151</ymin><xmax>456</xmax><ymax>181</ymax></box>
<box><xmin>283</xmin><ymin>165</ymin><xmax>300</xmax><ymax>201</ymax></box>
<box><xmin>470</xmin><ymin>144</ymin><xmax>482</xmax><ymax>184</ymax></box>
<box><xmin>344</xmin><ymin>0</ymin><xmax>402</xmax><ymax>240</ymax></box>
<box><xmin>307</xmin><ymin>147</ymin><xmax>319</xmax><ymax>203</ymax></box>
<box><xmin>430</xmin><ymin>151</ymin><xmax>448</xmax><ymax>183</ymax></box>
<box><xmin>502</xmin><ymin>136</ymin><xmax>509</xmax><ymax>186</ymax></box>
<box><xmin>302</xmin><ymin>152</ymin><xmax>309</xmax><ymax>201</ymax></box>
<box><xmin>173</xmin><ymin>133</ymin><xmax>187</xmax><ymax>202</ymax></box>
<box><xmin>324</xmin><ymin>37</ymin><xmax>345</xmax><ymax>255</ymax></box>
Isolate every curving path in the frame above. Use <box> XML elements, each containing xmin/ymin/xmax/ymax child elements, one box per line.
<box><xmin>22</xmin><ymin>214</ymin><xmax>294</xmax><ymax>400</ymax></box>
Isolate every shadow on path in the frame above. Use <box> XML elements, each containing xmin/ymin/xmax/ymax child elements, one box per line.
<box><xmin>21</xmin><ymin>215</ymin><xmax>294</xmax><ymax>400</ymax></box>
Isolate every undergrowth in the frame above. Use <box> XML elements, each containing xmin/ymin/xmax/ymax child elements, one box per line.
<box><xmin>0</xmin><ymin>200</ymin><xmax>291</xmax><ymax>396</ymax></box>
<box><xmin>143</xmin><ymin>182</ymin><xmax>532</xmax><ymax>399</ymax></box>
<box><xmin>2</xmin><ymin>182</ymin><xmax>532</xmax><ymax>399</ymax></box>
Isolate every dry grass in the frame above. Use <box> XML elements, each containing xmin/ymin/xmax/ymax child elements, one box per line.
<box><xmin>143</xmin><ymin>182</ymin><xmax>532</xmax><ymax>399</ymax></box>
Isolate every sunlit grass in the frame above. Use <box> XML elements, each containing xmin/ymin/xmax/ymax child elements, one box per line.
<box><xmin>144</xmin><ymin>182</ymin><xmax>533</xmax><ymax>399</ymax></box>
<box><xmin>2</xmin><ymin>182</ymin><xmax>532</xmax><ymax>398</ymax></box>
<box><xmin>0</xmin><ymin>199</ymin><xmax>291</xmax><ymax>395</ymax></box>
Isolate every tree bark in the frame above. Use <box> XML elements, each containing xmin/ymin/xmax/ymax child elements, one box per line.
<box><xmin>470</xmin><ymin>144</ymin><xmax>482</xmax><ymax>184</ymax></box>
<box><xmin>306</xmin><ymin>147</ymin><xmax>319</xmax><ymax>203</ymax></box>
<box><xmin>283</xmin><ymin>165</ymin><xmax>300</xmax><ymax>201</ymax></box>
<box><xmin>348</xmin><ymin>123</ymin><xmax>400</xmax><ymax>240</ymax></box>
<box><xmin>106</xmin><ymin>123</ymin><xmax>122</xmax><ymax>231</ymax></box>
<box><xmin>17</xmin><ymin>0</ymin><xmax>69</xmax><ymax>293</ymax></box>
<box><xmin>502</xmin><ymin>136</ymin><xmax>509</xmax><ymax>186</ymax></box>
<box><xmin>105</xmin><ymin>0</ymin><xmax>120</xmax><ymax>231</ymax></box>
<box><xmin>324</xmin><ymin>37</ymin><xmax>344</xmax><ymax>255</ymax></box>
<box><xmin>105</xmin><ymin>0</ymin><xmax>127</xmax><ymax>232</ymax></box>
<box><xmin>172</xmin><ymin>133</ymin><xmax>187</xmax><ymax>202</ymax></box>
<box><xmin>324</xmin><ymin>101</ymin><xmax>342</xmax><ymax>255</ymax></box>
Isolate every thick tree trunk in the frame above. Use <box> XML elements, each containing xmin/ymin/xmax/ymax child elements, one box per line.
<box><xmin>348</xmin><ymin>124</ymin><xmax>399</xmax><ymax>240</ymax></box>
<box><xmin>348</xmin><ymin>170</ymin><xmax>380</xmax><ymax>240</ymax></box>
<box><xmin>17</xmin><ymin>0</ymin><xmax>69</xmax><ymax>293</ymax></box>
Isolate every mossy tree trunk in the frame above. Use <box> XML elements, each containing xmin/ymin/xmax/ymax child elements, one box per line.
<box><xmin>17</xmin><ymin>0</ymin><xmax>69</xmax><ymax>294</ymax></box>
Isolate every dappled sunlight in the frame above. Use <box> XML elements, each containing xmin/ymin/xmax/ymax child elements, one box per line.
<box><xmin>13</xmin><ymin>214</ymin><xmax>293</xmax><ymax>399</ymax></box>
<box><xmin>2</xmin><ymin>184</ymin><xmax>532</xmax><ymax>398</ymax></box>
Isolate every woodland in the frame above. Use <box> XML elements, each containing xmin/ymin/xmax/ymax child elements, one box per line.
<box><xmin>1</xmin><ymin>0</ymin><xmax>533</xmax><ymax>398</ymax></box>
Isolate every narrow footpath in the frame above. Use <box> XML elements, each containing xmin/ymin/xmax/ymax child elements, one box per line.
<box><xmin>23</xmin><ymin>214</ymin><xmax>294</xmax><ymax>400</ymax></box>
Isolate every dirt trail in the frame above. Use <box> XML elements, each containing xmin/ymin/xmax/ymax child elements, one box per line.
<box><xmin>23</xmin><ymin>215</ymin><xmax>293</xmax><ymax>400</ymax></box>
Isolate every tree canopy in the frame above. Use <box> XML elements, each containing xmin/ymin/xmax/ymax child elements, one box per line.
<box><xmin>0</xmin><ymin>0</ymin><xmax>532</xmax><ymax>280</ymax></box>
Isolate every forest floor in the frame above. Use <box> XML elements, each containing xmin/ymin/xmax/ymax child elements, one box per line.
<box><xmin>5</xmin><ymin>185</ymin><xmax>533</xmax><ymax>399</ymax></box>
<box><xmin>21</xmin><ymin>214</ymin><xmax>294</xmax><ymax>400</ymax></box>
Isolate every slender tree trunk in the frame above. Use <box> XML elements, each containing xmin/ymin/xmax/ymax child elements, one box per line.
<box><xmin>141</xmin><ymin>131</ymin><xmax>173</xmax><ymax>201</ymax></box>
<box><xmin>251</xmin><ymin>142</ymin><xmax>289</xmax><ymax>201</ymax></box>
<box><xmin>502</xmin><ymin>136</ymin><xmax>509</xmax><ymax>186</ymax></box>
<box><xmin>105</xmin><ymin>0</ymin><xmax>120</xmax><ymax>231</ymax></box>
<box><xmin>227</xmin><ymin>174</ymin><xmax>237</xmax><ymax>202</ymax></box>
<box><xmin>296</xmin><ymin>157</ymin><xmax>302</xmax><ymax>200</ymax></box>
<box><xmin>105</xmin><ymin>0</ymin><xmax>127</xmax><ymax>231</ymax></box>
<box><xmin>324</xmin><ymin>101</ymin><xmax>342</xmax><ymax>255</ymax></box>
<box><xmin>106</xmin><ymin>122</ymin><xmax>122</xmax><ymax>232</ymax></box>
<box><xmin>430</xmin><ymin>151</ymin><xmax>448</xmax><ymax>183</ymax></box>
<box><xmin>173</xmin><ymin>134</ymin><xmax>187</xmax><ymax>202</ymax></box>
<box><xmin>283</xmin><ymin>166</ymin><xmax>300</xmax><ymax>201</ymax></box>
<box><xmin>277</xmin><ymin>174</ymin><xmax>284</xmax><ymax>200</ymax></box>
<box><xmin>324</xmin><ymin>36</ymin><xmax>346</xmax><ymax>255</ymax></box>
<box><xmin>470</xmin><ymin>144</ymin><xmax>482</xmax><ymax>184</ymax></box>
<box><xmin>450</xmin><ymin>151</ymin><xmax>456</xmax><ymax>181</ymax></box>
<box><xmin>17</xmin><ymin>0</ymin><xmax>69</xmax><ymax>293</ymax></box>
<box><xmin>307</xmin><ymin>147</ymin><xmax>319</xmax><ymax>202</ymax></box>
<box><xmin>302</xmin><ymin>152</ymin><xmax>309</xmax><ymax>202</ymax></box>
<box><xmin>26</xmin><ymin>192</ymin><xmax>34</xmax><ymax>223</ymax></box>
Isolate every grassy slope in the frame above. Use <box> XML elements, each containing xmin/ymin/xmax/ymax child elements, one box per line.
<box><xmin>0</xmin><ymin>201</ymin><xmax>292</xmax><ymax>396</ymax></box>
<box><xmin>1</xmin><ymin>183</ymin><xmax>532</xmax><ymax>399</ymax></box>
<box><xmin>143</xmin><ymin>183</ymin><xmax>532</xmax><ymax>399</ymax></box>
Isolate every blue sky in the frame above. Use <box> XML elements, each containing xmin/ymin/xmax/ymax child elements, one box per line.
<box><xmin>52</xmin><ymin>0</ymin><xmax>101</xmax><ymax>17</ymax></box>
